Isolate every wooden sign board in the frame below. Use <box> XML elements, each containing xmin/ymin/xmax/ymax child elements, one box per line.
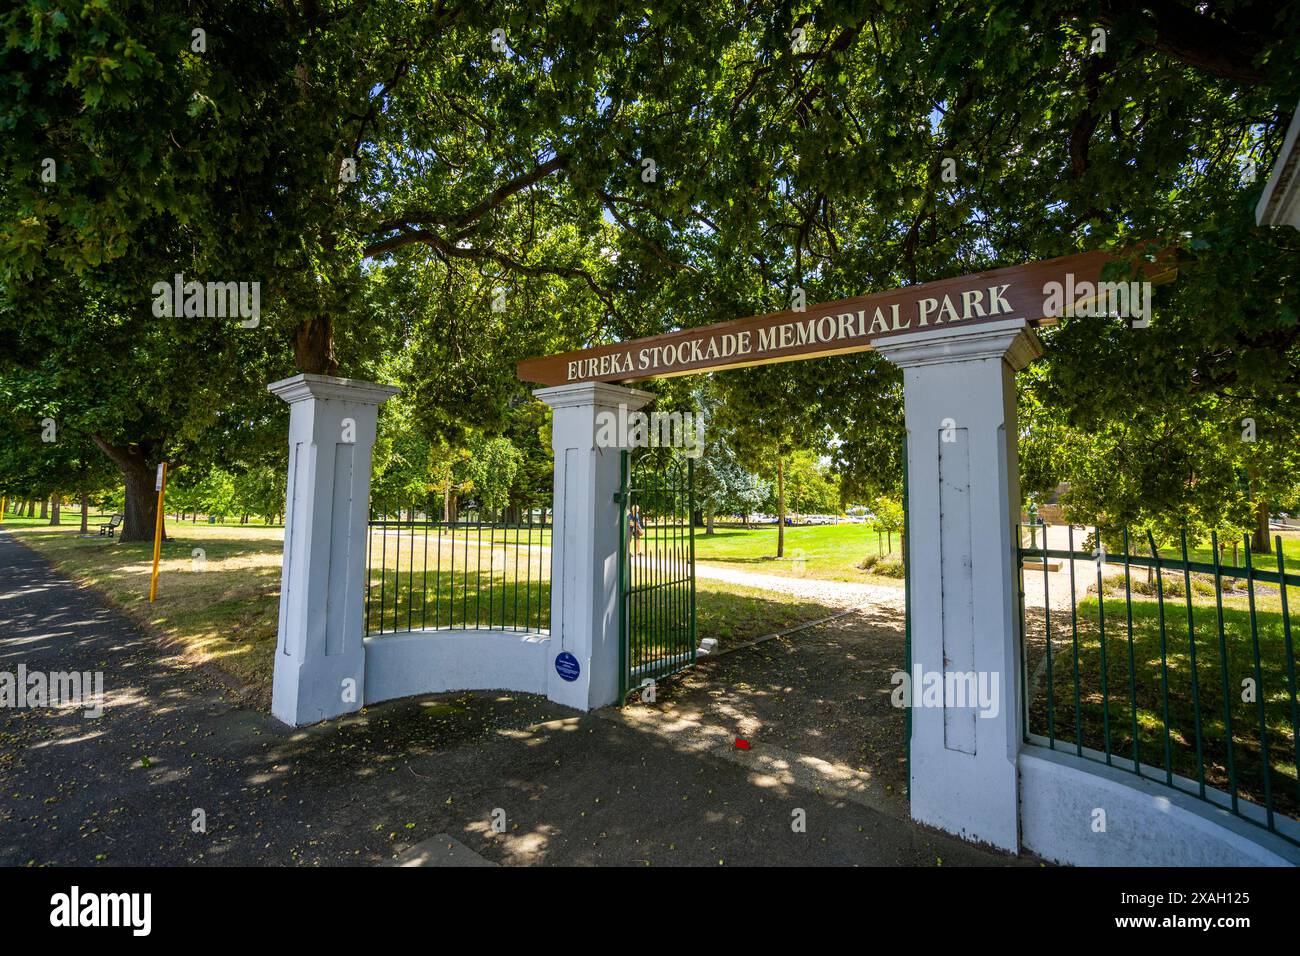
<box><xmin>516</xmin><ymin>249</ymin><xmax>1176</xmax><ymax>386</ymax></box>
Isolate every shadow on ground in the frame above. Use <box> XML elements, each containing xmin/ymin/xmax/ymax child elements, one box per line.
<box><xmin>0</xmin><ymin>531</ymin><xmax>1024</xmax><ymax>866</ymax></box>
<box><xmin>627</xmin><ymin>603</ymin><xmax>911</xmax><ymax>796</ymax></box>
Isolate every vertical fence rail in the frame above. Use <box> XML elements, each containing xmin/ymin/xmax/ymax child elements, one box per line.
<box><xmin>364</xmin><ymin>505</ymin><xmax>551</xmax><ymax>636</ymax></box>
<box><xmin>902</xmin><ymin>434</ymin><xmax>912</xmax><ymax>785</ymax></box>
<box><xmin>1095</xmin><ymin>527</ymin><xmax>1111</xmax><ymax>765</ymax></box>
<box><xmin>1017</xmin><ymin>522</ymin><xmax>1300</xmax><ymax>846</ymax></box>
<box><xmin>1278</xmin><ymin>540</ymin><xmax>1300</xmax><ymax>812</ymax></box>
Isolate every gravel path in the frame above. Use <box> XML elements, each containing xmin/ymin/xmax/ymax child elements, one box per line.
<box><xmin>1019</xmin><ymin>524</ymin><xmax>1124</xmax><ymax>613</ymax></box>
<box><xmin>695</xmin><ymin>562</ymin><xmax>904</xmax><ymax>612</ymax></box>
<box><xmin>694</xmin><ymin>541</ymin><xmax>1096</xmax><ymax>617</ymax></box>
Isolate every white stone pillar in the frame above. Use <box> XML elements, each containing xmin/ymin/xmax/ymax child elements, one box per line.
<box><xmin>535</xmin><ymin>382</ymin><xmax>654</xmax><ymax>711</ymax></box>
<box><xmin>876</xmin><ymin>317</ymin><xmax>1042</xmax><ymax>852</ymax></box>
<box><xmin>267</xmin><ymin>373</ymin><xmax>399</xmax><ymax>726</ymax></box>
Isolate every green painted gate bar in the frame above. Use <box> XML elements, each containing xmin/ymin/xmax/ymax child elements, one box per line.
<box><xmin>618</xmin><ymin>453</ymin><xmax>697</xmax><ymax>699</ymax></box>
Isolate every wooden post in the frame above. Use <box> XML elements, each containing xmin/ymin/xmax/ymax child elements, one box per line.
<box><xmin>149</xmin><ymin>463</ymin><xmax>168</xmax><ymax>603</ymax></box>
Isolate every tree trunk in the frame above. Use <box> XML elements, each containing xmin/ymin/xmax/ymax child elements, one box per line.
<box><xmin>706</xmin><ymin>511</ymin><xmax>715</xmax><ymax>535</ymax></box>
<box><xmin>39</xmin><ymin>497</ymin><xmax>48</xmax><ymax>519</ymax></box>
<box><xmin>1252</xmin><ymin>498</ymin><xmax>1272</xmax><ymax>555</ymax></box>
<box><xmin>122</xmin><ymin>464</ymin><xmax>164</xmax><ymax>542</ymax></box>
<box><xmin>444</xmin><ymin>484</ymin><xmax>452</xmax><ymax>523</ymax></box>
<box><xmin>49</xmin><ymin>495</ymin><xmax>60</xmax><ymax>525</ymax></box>
<box><xmin>79</xmin><ymin>492</ymin><xmax>89</xmax><ymax>534</ymax></box>
<box><xmin>26</xmin><ymin>500</ymin><xmax>34</xmax><ymax>517</ymax></box>
<box><xmin>776</xmin><ymin>455</ymin><xmax>785</xmax><ymax>559</ymax></box>
<box><xmin>293</xmin><ymin>315</ymin><xmax>339</xmax><ymax>375</ymax></box>
<box><xmin>91</xmin><ymin>435</ymin><xmax>166</xmax><ymax>542</ymax></box>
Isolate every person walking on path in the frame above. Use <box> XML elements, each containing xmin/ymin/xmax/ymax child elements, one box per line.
<box><xmin>628</xmin><ymin>503</ymin><xmax>645</xmax><ymax>556</ymax></box>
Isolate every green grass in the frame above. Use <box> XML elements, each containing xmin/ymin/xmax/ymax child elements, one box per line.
<box><xmin>694</xmin><ymin>580</ymin><xmax>836</xmax><ymax>643</ymax></box>
<box><xmin>689</xmin><ymin>523</ymin><xmax>904</xmax><ymax>584</ymax></box>
<box><xmin>173</xmin><ymin>516</ymin><xmax>285</xmax><ymax>529</ymax></box>
<box><xmin>1</xmin><ymin>514</ymin><xmax>99</xmax><ymax>530</ymax></box>
<box><xmin>625</xmin><ymin>579</ymin><xmax>838</xmax><ymax>672</ymax></box>
<box><xmin>5</xmin><ymin>521</ymin><xmax>833</xmax><ymax>710</ymax></box>
<box><xmin>3</xmin><ymin>521</ymin><xmax>285</xmax><ymax>700</ymax></box>
<box><xmin>1025</xmin><ymin>584</ymin><xmax>1300</xmax><ymax>822</ymax></box>
<box><xmin>1178</xmin><ymin>529</ymin><xmax>1300</xmax><ymax>572</ymax></box>
<box><xmin>365</xmin><ymin>525</ymin><xmax>552</xmax><ymax>633</ymax></box>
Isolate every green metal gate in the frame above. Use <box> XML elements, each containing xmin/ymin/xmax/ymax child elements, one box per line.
<box><xmin>618</xmin><ymin>452</ymin><xmax>697</xmax><ymax>699</ymax></box>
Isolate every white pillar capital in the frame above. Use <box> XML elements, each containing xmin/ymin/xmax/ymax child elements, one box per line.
<box><xmin>269</xmin><ymin>372</ymin><xmax>402</xmax><ymax>407</ymax></box>
<box><xmin>874</xmin><ymin>317</ymin><xmax>1043</xmax><ymax>371</ymax></box>
<box><xmin>534</xmin><ymin>380</ymin><xmax>654</xmax><ymax>414</ymax></box>
<box><xmin>268</xmin><ymin>374</ymin><xmax>398</xmax><ymax>726</ymax></box>
<box><xmin>1256</xmin><ymin>100</ymin><xmax>1300</xmax><ymax>228</ymax></box>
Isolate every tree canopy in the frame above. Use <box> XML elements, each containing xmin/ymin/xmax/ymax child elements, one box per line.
<box><xmin>2</xmin><ymin>1</ymin><xmax>1298</xmax><ymax>541</ymax></box>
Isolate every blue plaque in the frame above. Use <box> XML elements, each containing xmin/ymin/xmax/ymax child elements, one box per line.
<box><xmin>555</xmin><ymin>651</ymin><xmax>581</xmax><ymax>682</ymax></box>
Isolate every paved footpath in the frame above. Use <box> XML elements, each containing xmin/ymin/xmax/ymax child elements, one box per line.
<box><xmin>0</xmin><ymin>531</ymin><xmax>1020</xmax><ymax>866</ymax></box>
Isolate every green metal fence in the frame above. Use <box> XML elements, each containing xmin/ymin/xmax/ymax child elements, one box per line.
<box><xmin>619</xmin><ymin>453</ymin><xmax>697</xmax><ymax>699</ymax></box>
<box><xmin>1017</xmin><ymin>523</ymin><xmax>1300</xmax><ymax>845</ymax></box>
<box><xmin>365</xmin><ymin>509</ymin><xmax>551</xmax><ymax>636</ymax></box>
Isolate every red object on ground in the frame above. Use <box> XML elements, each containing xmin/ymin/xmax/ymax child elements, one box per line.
<box><xmin>734</xmin><ymin>738</ymin><xmax>750</xmax><ymax>750</ymax></box>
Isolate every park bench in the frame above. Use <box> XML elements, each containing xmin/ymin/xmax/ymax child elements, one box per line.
<box><xmin>97</xmin><ymin>514</ymin><xmax>123</xmax><ymax>537</ymax></box>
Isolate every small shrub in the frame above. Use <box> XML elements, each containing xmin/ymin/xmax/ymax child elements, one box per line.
<box><xmin>859</xmin><ymin>553</ymin><xmax>905</xmax><ymax>577</ymax></box>
<box><xmin>1126</xmin><ymin>572</ymin><xmax>1217</xmax><ymax>599</ymax></box>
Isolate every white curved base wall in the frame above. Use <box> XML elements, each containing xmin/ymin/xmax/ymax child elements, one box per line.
<box><xmin>1019</xmin><ymin>747</ymin><xmax>1300</xmax><ymax>866</ymax></box>
<box><xmin>364</xmin><ymin>629</ymin><xmax>553</xmax><ymax>703</ymax></box>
